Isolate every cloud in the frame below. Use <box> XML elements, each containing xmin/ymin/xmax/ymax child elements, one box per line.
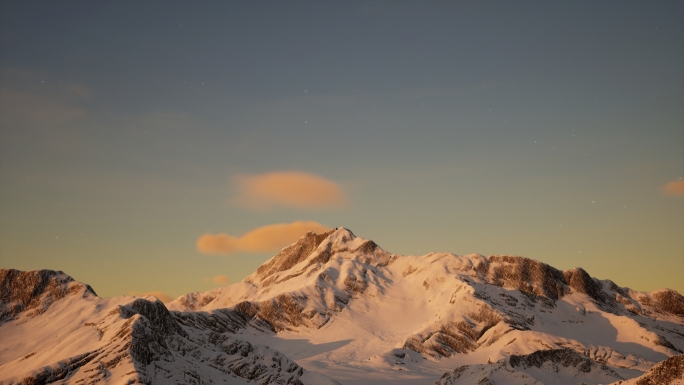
<box><xmin>661</xmin><ymin>180</ymin><xmax>684</xmax><ymax>196</ymax></box>
<box><xmin>233</xmin><ymin>171</ymin><xmax>346</xmax><ymax>210</ymax></box>
<box><xmin>129</xmin><ymin>291</ymin><xmax>174</xmax><ymax>303</ymax></box>
<box><xmin>213</xmin><ymin>275</ymin><xmax>230</xmax><ymax>285</ymax></box>
<box><xmin>197</xmin><ymin>221</ymin><xmax>330</xmax><ymax>255</ymax></box>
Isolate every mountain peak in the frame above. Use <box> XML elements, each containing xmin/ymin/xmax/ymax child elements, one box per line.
<box><xmin>244</xmin><ymin>228</ymin><xmax>337</xmax><ymax>285</ymax></box>
<box><xmin>243</xmin><ymin>227</ymin><xmax>385</xmax><ymax>286</ymax></box>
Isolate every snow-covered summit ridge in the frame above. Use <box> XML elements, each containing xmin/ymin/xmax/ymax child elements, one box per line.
<box><xmin>165</xmin><ymin>227</ymin><xmax>683</xmax><ymax>385</ymax></box>
<box><xmin>170</xmin><ymin>227</ymin><xmax>683</xmax><ymax>322</ymax></box>
<box><xmin>244</xmin><ymin>227</ymin><xmax>391</xmax><ymax>286</ymax></box>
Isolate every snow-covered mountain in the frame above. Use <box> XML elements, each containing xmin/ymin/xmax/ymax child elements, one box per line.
<box><xmin>1</xmin><ymin>227</ymin><xmax>683</xmax><ymax>384</ymax></box>
<box><xmin>0</xmin><ymin>269</ymin><xmax>338</xmax><ymax>385</ymax></box>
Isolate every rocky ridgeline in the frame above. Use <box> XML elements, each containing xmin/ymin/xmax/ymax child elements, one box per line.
<box><xmin>387</xmin><ymin>253</ymin><xmax>684</xmax><ymax>360</ymax></box>
<box><xmin>175</xmin><ymin>228</ymin><xmax>396</xmax><ymax>332</ymax></box>
<box><xmin>171</xmin><ymin>228</ymin><xmax>684</xmax><ymax>363</ymax></box>
<box><xmin>624</xmin><ymin>354</ymin><xmax>684</xmax><ymax>385</ymax></box>
<box><xmin>245</xmin><ymin>229</ymin><xmax>338</xmax><ymax>286</ymax></box>
<box><xmin>474</xmin><ymin>255</ymin><xmax>684</xmax><ymax>318</ymax></box>
<box><xmin>434</xmin><ymin>348</ymin><xmax>624</xmax><ymax>385</ymax></box>
<box><xmin>241</xmin><ymin>230</ymin><xmax>684</xmax><ymax>334</ymax></box>
<box><xmin>0</xmin><ymin>269</ymin><xmax>96</xmax><ymax>323</ymax></box>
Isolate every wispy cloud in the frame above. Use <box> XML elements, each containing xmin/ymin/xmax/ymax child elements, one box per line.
<box><xmin>197</xmin><ymin>221</ymin><xmax>330</xmax><ymax>255</ymax></box>
<box><xmin>661</xmin><ymin>180</ymin><xmax>684</xmax><ymax>196</ymax></box>
<box><xmin>129</xmin><ymin>290</ymin><xmax>174</xmax><ymax>303</ymax></box>
<box><xmin>213</xmin><ymin>275</ymin><xmax>230</xmax><ymax>284</ymax></box>
<box><xmin>233</xmin><ymin>171</ymin><xmax>347</xmax><ymax>210</ymax></box>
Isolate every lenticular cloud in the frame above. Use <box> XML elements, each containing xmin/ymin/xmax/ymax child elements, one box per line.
<box><xmin>196</xmin><ymin>221</ymin><xmax>330</xmax><ymax>255</ymax></box>
<box><xmin>232</xmin><ymin>171</ymin><xmax>347</xmax><ymax>210</ymax></box>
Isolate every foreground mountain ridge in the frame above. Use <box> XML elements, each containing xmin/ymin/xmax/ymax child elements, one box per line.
<box><xmin>1</xmin><ymin>227</ymin><xmax>683</xmax><ymax>384</ymax></box>
<box><xmin>0</xmin><ymin>269</ymin><xmax>339</xmax><ymax>385</ymax></box>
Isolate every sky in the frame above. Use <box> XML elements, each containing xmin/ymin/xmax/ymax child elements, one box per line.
<box><xmin>1</xmin><ymin>1</ymin><xmax>682</xmax><ymax>300</ymax></box>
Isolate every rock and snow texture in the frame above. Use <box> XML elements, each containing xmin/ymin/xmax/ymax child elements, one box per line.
<box><xmin>433</xmin><ymin>348</ymin><xmax>624</xmax><ymax>385</ymax></box>
<box><xmin>609</xmin><ymin>354</ymin><xmax>684</xmax><ymax>385</ymax></box>
<box><xmin>0</xmin><ymin>269</ymin><xmax>339</xmax><ymax>385</ymax></box>
<box><xmin>168</xmin><ymin>227</ymin><xmax>684</xmax><ymax>384</ymax></box>
<box><xmin>2</xmin><ymin>227</ymin><xmax>684</xmax><ymax>385</ymax></box>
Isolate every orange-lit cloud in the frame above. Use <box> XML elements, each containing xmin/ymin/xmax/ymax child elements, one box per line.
<box><xmin>661</xmin><ymin>180</ymin><xmax>684</xmax><ymax>196</ymax></box>
<box><xmin>197</xmin><ymin>221</ymin><xmax>330</xmax><ymax>255</ymax></box>
<box><xmin>213</xmin><ymin>275</ymin><xmax>230</xmax><ymax>284</ymax></box>
<box><xmin>233</xmin><ymin>171</ymin><xmax>346</xmax><ymax>210</ymax></box>
<box><xmin>129</xmin><ymin>291</ymin><xmax>174</xmax><ymax>303</ymax></box>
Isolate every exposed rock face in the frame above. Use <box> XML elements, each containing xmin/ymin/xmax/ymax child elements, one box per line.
<box><xmin>246</xmin><ymin>229</ymin><xmax>337</xmax><ymax>286</ymax></box>
<box><xmin>435</xmin><ymin>348</ymin><xmax>623</xmax><ymax>385</ymax></box>
<box><xmin>631</xmin><ymin>354</ymin><xmax>683</xmax><ymax>385</ymax></box>
<box><xmin>478</xmin><ymin>255</ymin><xmax>569</xmax><ymax>301</ymax></box>
<box><xmin>508</xmin><ymin>348</ymin><xmax>612</xmax><ymax>371</ymax></box>
<box><xmin>563</xmin><ymin>267</ymin><xmax>605</xmax><ymax>303</ymax></box>
<box><xmin>0</xmin><ymin>269</ymin><xmax>96</xmax><ymax>324</ymax></box>
<box><xmin>400</xmin><ymin>303</ymin><xmax>507</xmax><ymax>359</ymax></box>
<box><xmin>650</xmin><ymin>290</ymin><xmax>684</xmax><ymax>317</ymax></box>
<box><xmin>477</xmin><ymin>256</ymin><xmax>619</xmax><ymax>310</ymax></box>
<box><xmin>210</xmin><ymin>228</ymin><xmax>396</xmax><ymax>332</ymax></box>
<box><xmin>609</xmin><ymin>354</ymin><xmax>684</xmax><ymax>385</ymax></box>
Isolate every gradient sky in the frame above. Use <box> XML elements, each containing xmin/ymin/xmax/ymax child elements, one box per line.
<box><xmin>1</xmin><ymin>1</ymin><xmax>682</xmax><ymax>300</ymax></box>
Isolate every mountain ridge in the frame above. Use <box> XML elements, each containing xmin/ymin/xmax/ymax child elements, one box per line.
<box><xmin>166</xmin><ymin>227</ymin><xmax>684</xmax><ymax>384</ymax></box>
<box><xmin>2</xmin><ymin>227</ymin><xmax>683</xmax><ymax>385</ymax></box>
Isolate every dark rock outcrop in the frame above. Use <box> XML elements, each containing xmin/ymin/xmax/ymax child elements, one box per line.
<box><xmin>0</xmin><ymin>269</ymin><xmax>96</xmax><ymax>324</ymax></box>
<box><xmin>480</xmin><ymin>256</ymin><xmax>568</xmax><ymax>302</ymax></box>
<box><xmin>246</xmin><ymin>229</ymin><xmax>336</xmax><ymax>285</ymax></box>
<box><xmin>630</xmin><ymin>354</ymin><xmax>684</xmax><ymax>385</ymax></box>
<box><xmin>435</xmin><ymin>348</ymin><xmax>623</xmax><ymax>385</ymax></box>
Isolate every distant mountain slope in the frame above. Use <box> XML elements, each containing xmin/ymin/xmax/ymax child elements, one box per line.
<box><xmin>0</xmin><ymin>269</ymin><xmax>338</xmax><ymax>385</ymax></box>
<box><xmin>168</xmin><ymin>227</ymin><xmax>684</xmax><ymax>384</ymax></box>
